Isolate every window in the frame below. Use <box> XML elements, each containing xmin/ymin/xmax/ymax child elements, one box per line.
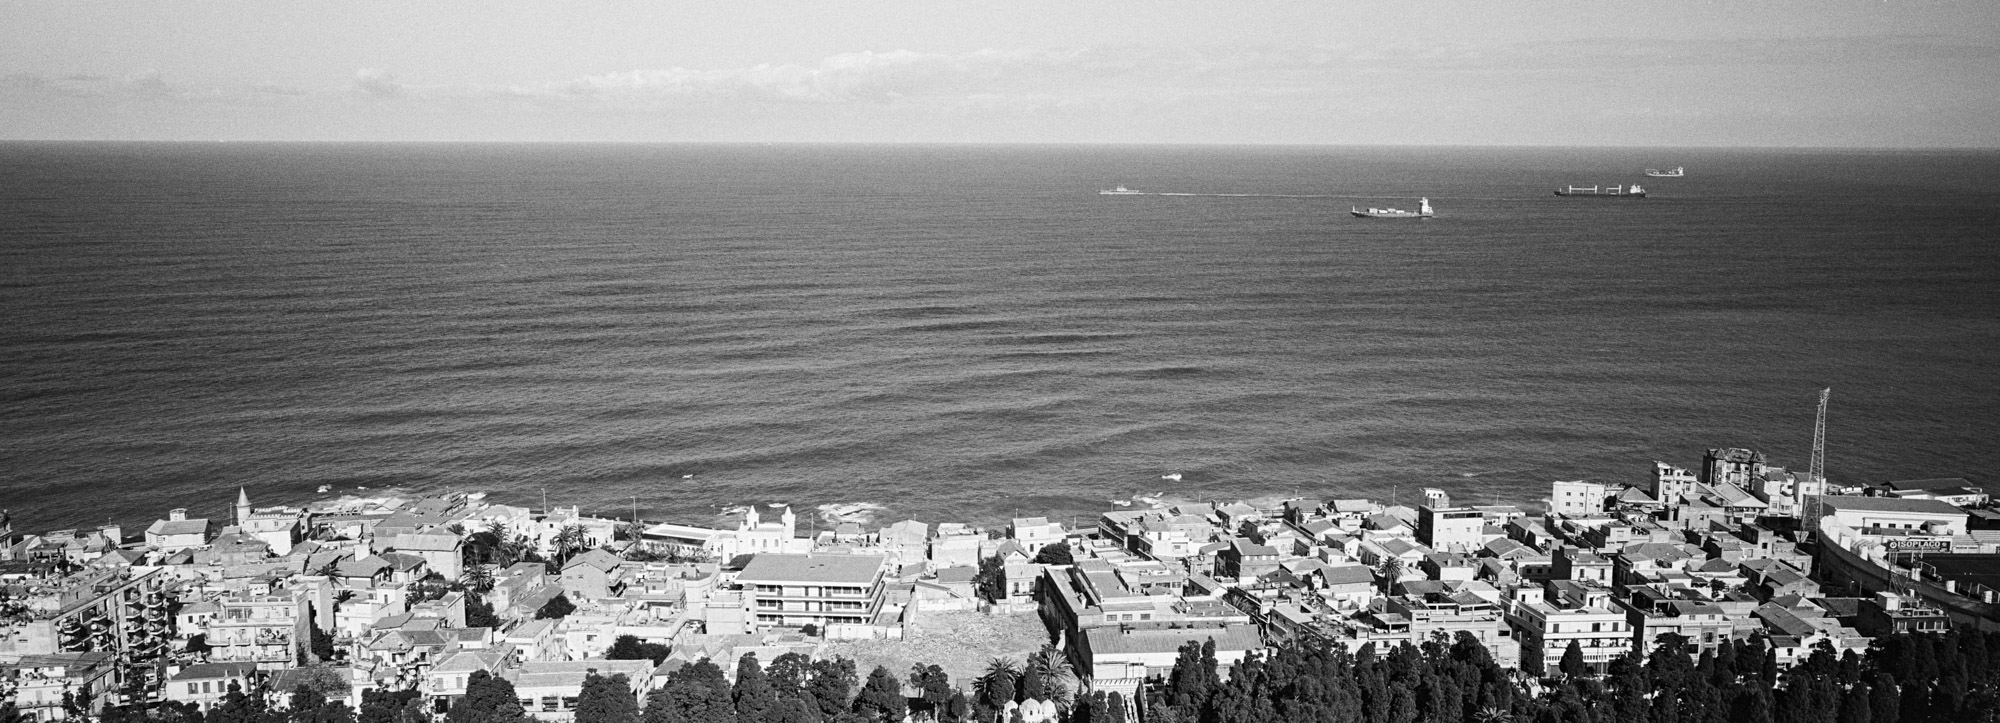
<box><xmin>541</xmin><ymin>697</ymin><xmax>560</xmax><ymax>712</ymax></box>
<box><xmin>188</xmin><ymin>683</ymin><xmax>199</xmax><ymax>695</ymax></box>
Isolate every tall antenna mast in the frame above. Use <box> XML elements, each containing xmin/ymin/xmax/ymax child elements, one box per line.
<box><xmin>1802</xmin><ymin>388</ymin><xmax>1830</xmax><ymax>542</ymax></box>
<box><xmin>1810</xmin><ymin>387</ymin><xmax>1829</xmax><ymax>486</ymax></box>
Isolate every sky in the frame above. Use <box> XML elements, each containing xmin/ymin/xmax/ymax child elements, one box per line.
<box><xmin>2</xmin><ymin>1</ymin><xmax>1998</xmax><ymax>146</ymax></box>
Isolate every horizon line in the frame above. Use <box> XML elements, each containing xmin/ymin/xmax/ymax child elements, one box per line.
<box><xmin>3</xmin><ymin>139</ymin><xmax>1999</xmax><ymax>152</ymax></box>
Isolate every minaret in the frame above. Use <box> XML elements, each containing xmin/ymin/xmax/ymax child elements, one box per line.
<box><xmin>236</xmin><ymin>487</ymin><xmax>252</xmax><ymax>528</ymax></box>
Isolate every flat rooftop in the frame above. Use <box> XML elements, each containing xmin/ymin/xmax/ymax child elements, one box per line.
<box><xmin>1910</xmin><ymin>554</ymin><xmax>2000</xmax><ymax>595</ymax></box>
<box><xmin>736</xmin><ymin>553</ymin><xmax>885</xmax><ymax>585</ymax></box>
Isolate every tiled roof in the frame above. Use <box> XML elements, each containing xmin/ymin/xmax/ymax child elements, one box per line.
<box><xmin>147</xmin><ymin>519</ymin><xmax>210</xmax><ymax>537</ymax></box>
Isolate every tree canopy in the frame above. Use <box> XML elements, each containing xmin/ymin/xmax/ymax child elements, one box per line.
<box><xmin>577</xmin><ymin>673</ymin><xmax>641</xmax><ymax>723</ymax></box>
<box><xmin>852</xmin><ymin>666</ymin><xmax>908</xmax><ymax>723</ymax></box>
<box><xmin>607</xmin><ymin>634</ymin><xmax>672</xmax><ymax>664</ymax></box>
<box><xmin>1032</xmin><ymin>542</ymin><xmax>1075</xmax><ymax>566</ymax></box>
<box><xmin>445</xmin><ymin>670</ymin><xmax>526</xmax><ymax>723</ymax></box>
<box><xmin>534</xmin><ymin>592</ymin><xmax>577</xmax><ymax>620</ymax></box>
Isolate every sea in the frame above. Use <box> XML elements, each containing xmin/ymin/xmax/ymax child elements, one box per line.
<box><xmin>3</xmin><ymin>143</ymin><xmax>1997</xmax><ymax>534</ymax></box>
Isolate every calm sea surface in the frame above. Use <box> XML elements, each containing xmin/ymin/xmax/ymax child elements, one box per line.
<box><xmin>2</xmin><ymin>143</ymin><xmax>1997</xmax><ymax>532</ymax></box>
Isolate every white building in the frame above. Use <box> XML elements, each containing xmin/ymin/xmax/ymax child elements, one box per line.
<box><xmin>145</xmin><ymin>509</ymin><xmax>210</xmax><ymax>553</ymax></box>
<box><xmin>1506</xmin><ymin>594</ymin><xmax>1633</xmax><ymax>675</ymax></box>
<box><xmin>1010</xmin><ymin>517</ymin><xmax>1068</xmax><ymax>553</ymax></box>
<box><xmin>734</xmin><ymin>553</ymin><xmax>889</xmax><ymax>632</ymax></box>
<box><xmin>1816</xmin><ymin>495</ymin><xmax>1969</xmax><ymax>536</ymax></box>
<box><xmin>1651</xmin><ymin>462</ymin><xmax>1700</xmax><ymax>504</ymax></box>
<box><xmin>1418</xmin><ymin>504</ymin><xmax>1485</xmax><ymax>554</ymax></box>
<box><xmin>1549</xmin><ymin>481</ymin><xmax>1608</xmax><ymax>518</ymax></box>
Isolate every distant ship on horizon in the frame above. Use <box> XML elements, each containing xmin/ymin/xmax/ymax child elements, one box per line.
<box><xmin>1645</xmin><ymin>167</ymin><xmax>1686</xmax><ymax>178</ymax></box>
<box><xmin>1351</xmin><ymin>197</ymin><xmax>1434</xmax><ymax>219</ymax></box>
<box><xmin>1099</xmin><ymin>186</ymin><xmax>1145</xmax><ymax>195</ymax></box>
<box><xmin>1555</xmin><ymin>184</ymin><xmax>1646</xmax><ymax>198</ymax></box>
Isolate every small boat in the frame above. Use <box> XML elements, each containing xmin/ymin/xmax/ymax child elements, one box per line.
<box><xmin>1099</xmin><ymin>186</ymin><xmax>1145</xmax><ymax>195</ymax></box>
<box><xmin>1350</xmin><ymin>197</ymin><xmax>1434</xmax><ymax>219</ymax></box>
<box><xmin>1555</xmin><ymin>184</ymin><xmax>1646</xmax><ymax>198</ymax></box>
<box><xmin>1644</xmin><ymin>167</ymin><xmax>1685</xmax><ymax>178</ymax></box>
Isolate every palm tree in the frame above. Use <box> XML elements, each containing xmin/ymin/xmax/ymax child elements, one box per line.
<box><xmin>457</xmin><ymin>564</ymin><xmax>494</xmax><ymax>593</ymax></box>
<box><xmin>1472</xmin><ymin>707</ymin><xmax>1512</xmax><ymax>723</ymax></box>
<box><xmin>974</xmin><ymin>657</ymin><xmax>1020</xmax><ymax>707</ymax></box>
<box><xmin>474</xmin><ymin>520</ymin><xmax>513</xmax><ymax>566</ymax></box>
<box><xmin>1026</xmin><ymin>646</ymin><xmax>1076</xmax><ymax>708</ymax></box>
<box><xmin>551</xmin><ymin>523</ymin><xmax>589</xmax><ymax>567</ymax></box>
<box><xmin>1376</xmin><ymin>556</ymin><xmax>1405</xmax><ymax>594</ymax></box>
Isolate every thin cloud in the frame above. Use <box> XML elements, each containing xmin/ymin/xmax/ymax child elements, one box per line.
<box><xmin>0</xmin><ymin>70</ymin><xmax>184</xmax><ymax>99</ymax></box>
<box><xmin>352</xmin><ymin>68</ymin><xmax>404</xmax><ymax>99</ymax></box>
<box><xmin>530</xmin><ymin>48</ymin><xmax>1089</xmax><ymax>104</ymax></box>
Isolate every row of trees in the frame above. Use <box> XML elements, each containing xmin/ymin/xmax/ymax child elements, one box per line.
<box><xmin>972</xmin><ymin>647</ymin><xmax>1078</xmax><ymax>713</ymax></box>
<box><xmin>1149</xmin><ymin>627</ymin><xmax>2000</xmax><ymax>723</ymax></box>
<box><xmin>459</xmin><ymin>521</ymin><xmax>592</xmax><ymax>575</ymax></box>
<box><xmin>435</xmin><ymin>652</ymin><xmax>908</xmax><ymax>723</ymax></box>
<box><xmin>59</xmin><ymin>620</ymin><xmax>2000</xmax><ymax>723</ymax></box>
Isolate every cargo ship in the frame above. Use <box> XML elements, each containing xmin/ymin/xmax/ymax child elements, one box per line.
<box><xmin>1645</xmin><ymin>167</ymin><xmax>1685</xmax><ymax>178</ymax></box>
<box><xmin>1351</xmin><ymin>197</ymin><xmax>1434</xmax><ymax>219</ymax></box>
<box><xmin>1555</xmin><ymin>184</ymin><xmax>1645</xmax><ymax>198</ymax></box>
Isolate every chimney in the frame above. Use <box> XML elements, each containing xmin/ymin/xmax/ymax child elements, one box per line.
<box><xmin>1946</xmin><ymin>579</ymin><xmax>1959</xmax><ymax>594</ymax></box>
<box><xmin>169</xmin><ymin>508</ymin><xmax>188</xmax><ymax>522</ymax></box>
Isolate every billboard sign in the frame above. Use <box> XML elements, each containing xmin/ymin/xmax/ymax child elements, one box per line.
<box><xmin>1884</xmin><ymin>537</ymin><xmax>1952</xmax><ymax>553</ymax></box>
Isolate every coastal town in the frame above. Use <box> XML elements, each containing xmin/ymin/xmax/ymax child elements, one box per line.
<box><xmin>4</xmin><ymin>446</ymin><xmax>1999</xmax><ymax>723</ymax></box>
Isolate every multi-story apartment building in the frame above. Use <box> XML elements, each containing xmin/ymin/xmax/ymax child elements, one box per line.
<box><xmin>1364</xmin><ymin>591</ymin><xmax>1521</xmax><ymax>667</ymax></box>
<box><xmin>0</xmin><ymin>568</ymin><xmax>171</xmax><ymax>661</ymax></box>
<box><xmin>734</xmin><ymin>553</ymin><xmax>888</xmax><ymax>630</ymax></box>
<box><xmin>204</xmin><ymin>592</ymin><xmax>309</xmax><ymax>668</ymax></box>
<box><xmin>1620</xmin><ymin>586</ymin><xmax>1732</xmax><ymax>654</ymax></box>
<box><xmin>1506</xmin><ymin>588</ymin><xmax>1633</xmax><ymax>675</ymax></box>
<box><xmin>1550</xmin><ymin>481</ymin><xmax>1608</xmax><ymax>518</ymax></box>
<box><xmin>1418</xmin><ymin>503</ymin><xmax>1486</xmax><ymax>554</ymax></box>
<box><xmin>0</xmin><ymin>652</ymin><xmax>119</xmax><ymax>720</ymax></box>
<box><xmin>1651</xmin><ymin>462</ymin><xmax>1701</xmax><ymax>505</ymax></box>
<box><xmin>1701</xmin><ymin>448</ymin><xmax>1766</xmax><ymax>488</ymax></box>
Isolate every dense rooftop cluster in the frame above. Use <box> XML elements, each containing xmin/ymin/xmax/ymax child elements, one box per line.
<box><xmin>3</xmin><ymin>446</ymin><xmax>1998</xmax><ymax>723</ymax></box>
